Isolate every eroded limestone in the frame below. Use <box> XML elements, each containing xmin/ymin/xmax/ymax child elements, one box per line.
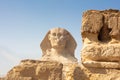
<box><xmin>2</xmin><ymin>59</ymin><xmax>63</xmax><ymax>80</ymax></box>
<box><xmin>81</xmin><ymin>9</ymin><xmax>120</xmax><ymax>68</ymax></box>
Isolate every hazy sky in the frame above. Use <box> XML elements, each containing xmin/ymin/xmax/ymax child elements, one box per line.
<box><xmin>0</xmin><ymin>0</ymin><xmax>120</xmax><ymax>75</ymax></box>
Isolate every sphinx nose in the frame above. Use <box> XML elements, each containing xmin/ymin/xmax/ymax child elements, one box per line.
<box><xmin>56</xmin><ymin>38</ymin><xmax>60</xmax><ymax>42</ymax></box>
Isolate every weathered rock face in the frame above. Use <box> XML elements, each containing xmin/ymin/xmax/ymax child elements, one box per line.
<box><xmin>81</xmin><ymin>9</ymin><xmax>120</xmax><ymax>44</ymax></box>
<box><xmin>62</xmin><ymin>63</ymin><xmax>82</xmax><ymax>80</ymax></box>
<box><xmin>81</xmin><ymin>9</ymin><xmax>120</xmax><ymax>68</ymax></box>
<box><xmin>1</xmin><ymin>60</ymin><xmax>81</xmax><ymax>80</ymax></box>
<box><xmin>81</xmin><ymin>9</ymin><xmax>120</xmax><ymax>80</ymax></box>
<box><xmin>2</xmin><ymin>59</ymin><xmax>63</xmax><ymax>80</ymax></box>
<box><xmin>80</xmin><ymin>65</ymin><xmax>120</xmax><ymax>80</ymax></box>
<box><xmin>82</xmin><ymin>44</ymin><xmax>120</xmax><ymax>68</ymax></box>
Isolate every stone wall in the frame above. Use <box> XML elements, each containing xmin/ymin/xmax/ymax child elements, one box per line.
<box><xmin>81</xmin><ymin>9</ymin><xmax>120</xmax><ymax>80</ymax></box>
<box><xmin>1</xmin><ymin>60</ymin><xmax>63</xmax><ymax>80</ymax></box>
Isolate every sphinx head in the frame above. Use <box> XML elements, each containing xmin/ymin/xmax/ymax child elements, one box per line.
<box><xmin>40</xmin><ymin>27</ymin><xmax>77</xmax><ymax>57</ymax></box>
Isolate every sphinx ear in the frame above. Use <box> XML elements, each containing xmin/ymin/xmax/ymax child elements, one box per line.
<box><xmin>40</xmin><ymin>31</ymin><xmax>51</xmax><ymax>55</ymax></box>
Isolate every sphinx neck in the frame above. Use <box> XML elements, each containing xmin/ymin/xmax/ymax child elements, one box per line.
<box><xmin>51</xmin><ymin>48</ymin><xmax>65</xmax><ymax>55</ymax></box>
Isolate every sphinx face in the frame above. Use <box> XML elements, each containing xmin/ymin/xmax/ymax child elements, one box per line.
<box><xmin>48</xmin><ymin>28</ymin><xmax>69</xmax><ymax>49</ymax></box>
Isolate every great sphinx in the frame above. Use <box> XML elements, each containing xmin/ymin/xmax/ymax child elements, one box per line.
<box><xmin>40</xmin><ymin>27</ymin><xmax>78</xmax><ymax>64</ymax></box>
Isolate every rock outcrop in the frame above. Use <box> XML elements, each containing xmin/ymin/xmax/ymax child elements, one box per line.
<box><xmin>2</xmin><ymin>59</ymin><xmax>63</xmax><ymax>80</ymax></box>
<box><xmin>81</xmin><ymin>9</ymin><xmax>120</xmax><ymax>80</ymax></box>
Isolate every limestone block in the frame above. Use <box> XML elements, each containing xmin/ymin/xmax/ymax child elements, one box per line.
<box><xmin>81</xmin><ymin>10</ymin><xmax>103</xmax><ymax>44</ymax></box>
<box><xmin>36</xmin><ymin>61</ymin><xmax>63</xmax><ymax>80</ymax></box>
<box><xmin>80</xmin><ymin>65</ymin><xmax>120</xmax><ymax>80</ymax></box>
<box><xmin>2</xmin><ymin>77</ymin><xmax>32</xmax><ymax>80</ymax></box>
<box><xmin>81</xmin><ymin>9</ymin><xmax>120</xmax><ymax>44</ymax></box>
<box><xmin>81</xmin><ymin>9</ymin><xmax>120</xmax><ymax>68</ymax></box>
<box><xmin>108</xmin><ymin>16</ymin><xmax>120</xmax><ymax>42</ymax></box>
<box><xmin>82</xmin><ymin>44</ymin><xmax>120</xmax><ymax>62</ymax></box>
<box><xmin>3</xmin><ymin>59</ymin><xmax>63</xmax><ymax>80</ymax></box>
<box><xmin>82</xmin><ymin>10</ymin><xmax>103</xmax><ymax>33</ymax></box>
<box><xmin>62</xmin><ymin>63</ymin><xmax>89</xmax><ymax>80</ymax></box>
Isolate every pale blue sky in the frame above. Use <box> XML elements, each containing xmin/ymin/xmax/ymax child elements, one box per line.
<box><xmin>0</xmin><ymin>0</ymin><xmax>120</xmax><ymax>75</ymax></box>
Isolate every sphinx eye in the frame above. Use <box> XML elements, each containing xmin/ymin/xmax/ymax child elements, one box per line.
<box><xmin>52</xmin><ymin>33</ymin><xmax>56</xmax><ymax>36</ymax></box>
